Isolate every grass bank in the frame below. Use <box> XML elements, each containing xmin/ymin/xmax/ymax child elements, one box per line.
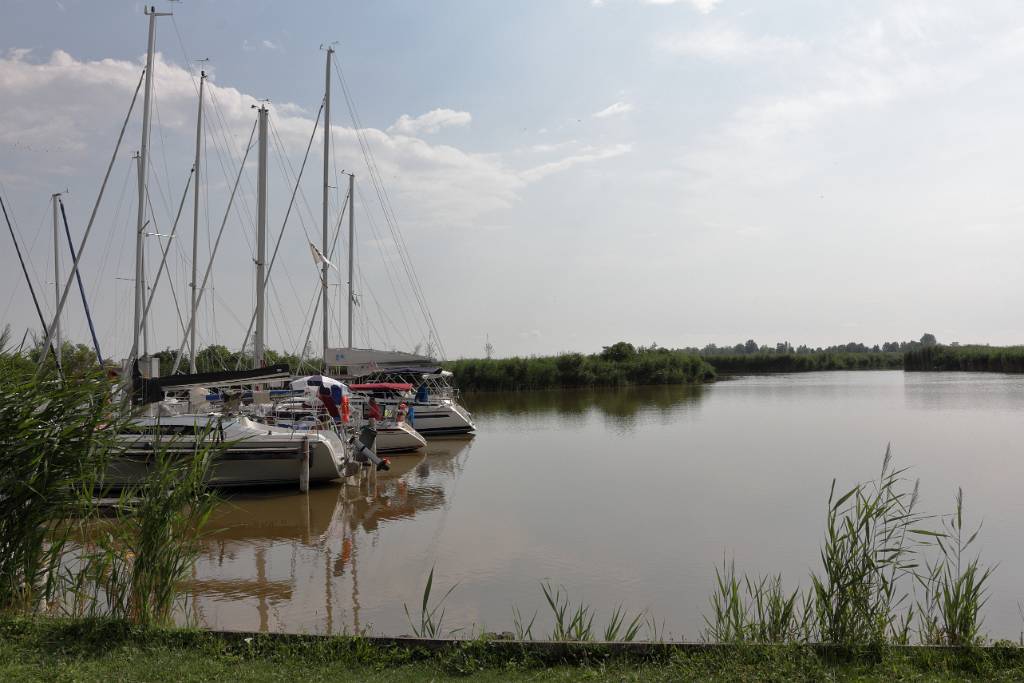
<box><xmin>904</xmin><ymin>344</ymin><xmax>1024</xmax><ymax>372</ymax></box>
<box><xmin>3</xmin><ymin>617</ymin><xmax>1024</xmax><ymax>682</ymax></box>
<box><xmin>704</xmin><ymin>351</ymin><xmax>902</xmax><ymax>374</ymax></box>
<box><xmin>447</xmin><ymin>344</ymin><xmax>715</xmax><ymax>392</ymax></box>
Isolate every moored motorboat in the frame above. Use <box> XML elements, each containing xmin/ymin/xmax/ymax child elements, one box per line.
<box><xmin>348</xmin><ymin>381</ymin><xmax>475</xmax><ymax>436</ymax></box>
<box><xmin>256</xmin><ymin>375</ymin><xmax>427</xmax><ymax>454</ymax></box>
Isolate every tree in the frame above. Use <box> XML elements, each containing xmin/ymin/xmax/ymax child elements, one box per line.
<box><xmin>600</xmin><ymin>341</ymin><xmax>637</xmax><ymax>362</ymax></box>
<box><xmin>920</xmin><ymin>333</ymin><xmax>937</xmax><ymax>347</ymax></box>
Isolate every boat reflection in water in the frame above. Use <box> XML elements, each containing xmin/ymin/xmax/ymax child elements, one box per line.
<box><xmin>183</xmin><ymin>437</ymin><xmax>474</xmax><ymax>634</ymax></box>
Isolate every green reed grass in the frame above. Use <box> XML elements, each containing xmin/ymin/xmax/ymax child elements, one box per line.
<box><xmin>0</xmin><ymin>334</ymin><xmax>122</xmax><ymax>612</ymax></box>
<box><xmin>0</xmin><ymin>339</ymin><xmax>223</xmax><ymax>626</ymax></box>
<box><xmin>77</xmin><ymin>442</ymin><xmax>219</xmax><ymax>626</ymax></box>
<box><xmin>541</xmin><ymin>582</ymin><xmax>595</xmax><ymax>641</ymax></box>
<box><xmin>811</xmin><ymin>446</ymin><xmax>923</xmax><ymax>645</ymax></box>
<box><xmin>404</xmin><ymin>566</ymin><xmax>459</xmax><ymax>638</ymax></box>
<box><xmin>512</xmin><ymin>605</ymin><xmax>536</xmax><ymax>640</ymax></box>
<box><xmin>916</xmin><ymin>489</ymin><xmax>994</xmax><ymax>646</ymax></box>
<box><xmin>447</xmin><ymin>343</ymin><xmax>715</xmax><ymax>392</ymax></box>
<box><xmin>904</xmin><ymin>344</ymin><xmax>1024</xmax><ymax>373</ymax></box>
<box><xmin>603</xmin><ymin>604</ymin><xmax>645</xmax><ymax>642</ymax></box>
<box><xmin>704</xmin><ymin>559</ymin><xmax>808</xmax><ymax>643</ymax></box>
<box><xmin>703</xmin><ymin>448</ymin><xmax>997</xmax><ymax>647</ymax></box>
<box><xmin>704</xmin><ymin>558</ymin><xmax>747</xmax><ymax>642</ymax></box>
<box><xmin>539</xmin><ymin>581</ymin><xmax>647</xmax><ymax>642</ymax></box>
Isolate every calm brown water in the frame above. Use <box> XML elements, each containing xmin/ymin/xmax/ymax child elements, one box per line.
<box><xmin>186</xmin><ymin>371</ymin><xmax>1024</xmax><ymax>639</ymax></box>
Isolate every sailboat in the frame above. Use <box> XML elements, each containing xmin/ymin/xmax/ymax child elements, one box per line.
<box><xmin>33</xmin><ymin>8</ymin><xmax>355</xmax><ymax>489</ymax></box>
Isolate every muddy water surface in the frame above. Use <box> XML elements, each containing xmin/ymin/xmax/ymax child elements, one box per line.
<box><xmin>186</xmin><ymin>371</ymin><xmax>1024</xmax><ymax>639</ymax></box>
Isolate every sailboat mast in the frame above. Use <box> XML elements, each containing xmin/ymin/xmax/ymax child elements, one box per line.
<box><xmin>51</xmin><ymin>193</ymin><xmax>62</xmax><ymax>367</ymax></box>
<box><xmin>322</xmin><ymin>47</ymin><xmax>333</xmax><ymax>363</ymax></box>
<box><xmin>190</xmin><ymin>70</ymin><xmax>206</xmax><ymax>373</ymax></box>
<box><xmin>254</xmin><ymin>105</ymin><xmax>268</xmax><ymax>369</ymax></box>
<box><xmin>133</xmin><ymin>6</ymin><xmax>169</xmax><ymax>366</ymax></box>
<box><xmin>138</xmin><ymin>151</ymin><xmax>149</xmax><ymax>358</ymax></box>
<box><xmin>347</xmin><ymin>173</ymin><xmax>354</xmax><ymax>348</ymax></box>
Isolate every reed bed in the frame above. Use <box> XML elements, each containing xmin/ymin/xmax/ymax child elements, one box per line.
<box><xmin>904</xmin><ymin>344</ymin><xmax>1024</xmax><ymax>373</ymax></box>
<box><xmin>704</xmin><ymin>351</ymin><xmax>902</xmax><ymax>374</ymax></box>
<box><xmin>0</xmin><ymin>337</ymin><xmax>221</xmax><ymax>626</ymax></box>
<box><xmin>448</xmin><ymin>344</ymin><xmax>715</xmax><ymax>392</ymax></box>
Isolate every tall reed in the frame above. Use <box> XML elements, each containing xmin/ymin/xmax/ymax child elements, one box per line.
<box><xmin>703</xmin><ymin>558</ymin><xmax>807</xmax><ymax>643</ymax></box>
<box><xmin>0</xmin><ymin>338</ymin><xmax>222</xmax><ymax>625</ymax></box>
<box><xmin>540</xmin><ymin>581</ymin><xmax>646</xmax><ymax>642</ymax></box>
<box><xmin>404</xmin><ymin>566</ymin><xmax>458</xmax><ymax>638</ymax></box>
<box><xmin>810</xmin><ymin>446</ymin><xmax>922</xmax><ymax>645</ymax></box>
<box><xmin>79</xmin><ymin>440</ymin><xmax>219</xmax><ymax>625</ymax></box>
<box><xmin>916</xmin><ymin>489</ymin><xmax>994</xmax><ymax>646</ymax></box>
<box><xmin>0</xmin><ymin>337</ymin><xmax>120</xmax><ymax>612</ymax></box>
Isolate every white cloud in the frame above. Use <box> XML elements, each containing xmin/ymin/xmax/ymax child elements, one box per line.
<box><xmin>646</xmin><ymin>0</ymin><xmax>721</xmax><ymax>13</ymax></box>
<box><xmin>0</xmin><ymin>50</ymin><xmax>631</xmax><ymax>227</ymax></box>
<box><xmin>592</xmin><ymin>0</ymin><xmax>720</xmax><ymax>13</ymax></box>
<box><xmin>520</xmin><ymin>144</ymin><xmax>632</xmax><ymax>182</ymax></box>
<box><xmin>0</xmin><ymin>49</ymin><xmax>522</xmax><ymax>227</ymax></box>
<box><xmin>388</xmin><ymin>108</ymin><xmax>472</xmax><ymax>136</ymax></box>
<box><xmin>592</xmin><ymin>101</ymin><xmax>634</xmax><ymax>119</ymax></box>
<box><xmin>658</xmin><ymin>27</ymin><xmax>805</xmax><ymax>62</ymax></box>
<box><xmin>676</xmin><ymin>4</ymin><xmax>1024</xmax><ymax>200</ymax></box>
<box><xmin>527</xmin><ymin>140</ymin><xmax>579</xmax><ymax>154</ymax></box>
<box><xmin>261</xmin><ymin>40</ymin><xmax>281</xmax><ymax>51</ymax></box>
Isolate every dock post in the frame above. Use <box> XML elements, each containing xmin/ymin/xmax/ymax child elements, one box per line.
<box><xmin>300</xmin><ymin>436</ymin><xmax>310</xmax><ymax>493</ymax></box>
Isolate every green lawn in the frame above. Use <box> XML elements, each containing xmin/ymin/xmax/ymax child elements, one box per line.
<box><xmin>2</xmin><ymin>617</ymin><xmax>1024</xmax><ymax>682</ymax></box>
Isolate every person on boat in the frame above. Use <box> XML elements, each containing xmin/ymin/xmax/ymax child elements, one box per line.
<box><xmin>317</xmin><ymin>385</ymin><xmax>342</xmax><ymax>431</ymax></box>
<box><xmin>396</xmin><ymin>402</ymin><xmax>408</xmax><ymax>423</ymax></box>
<box><xmin>416</xmin><ymin>382</ymin><xmax>429</xmax><ymax>403</ymax></box>
<box><xmin>367</xmin><ymin>396</ymin><xmax>382</xmax><ymax>428</ymax></box>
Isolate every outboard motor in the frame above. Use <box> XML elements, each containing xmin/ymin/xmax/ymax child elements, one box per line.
<box><xmin>352</xmin><ymin>425</ymin><xmax>389</xmax><ymax>471</ymax></box>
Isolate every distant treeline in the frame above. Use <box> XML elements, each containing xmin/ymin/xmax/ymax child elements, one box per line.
<box><xmin>447</xmin><ymin>342</ymin><xmax>716</xmax><ymax>392</ymax></box>
<box><xmin>904</xmin><ymin>344</ymin><xmax>1024</xmax><ymax>373</ymax></box>
<box><xmin>705</xmin><ymin>351</ymin><xmax>903</xmax><ymax>374</ymax></box>
<box><xmin>692</xmin><ymin>333</ymin><xmax>937</xmax><ymax>356</ymax></box>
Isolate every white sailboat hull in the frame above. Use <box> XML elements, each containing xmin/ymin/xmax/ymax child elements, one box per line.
<box><xmin>375</xmin><ymin>422</ymin><xmax>427</xmax><ymax>453</ymax></box>
<box><xmin>108</xmin><ymin>415</ymin><xmax>348</xmax><ymax>488</ymax></box>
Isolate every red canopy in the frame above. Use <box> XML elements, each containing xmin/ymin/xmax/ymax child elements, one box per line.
<box><xmin>349</xmin><ymin>382</ymin><xmax>414</xmax><ymax>392</ymax></box>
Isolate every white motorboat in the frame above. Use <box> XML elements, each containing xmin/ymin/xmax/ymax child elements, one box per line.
<box><xmin>348</xmin><ymin>381</ymin><xmax>475</xmax><ymax>435</ymax></box>
<box><xmin>267</xmin><ymin>375</ymin><xmax>427</xmax><ymax>454</ymax></box>
<box><xmin>259</xmin><ymin>396</ymin><xmax>427</xmax><ymax>454</ymax></box>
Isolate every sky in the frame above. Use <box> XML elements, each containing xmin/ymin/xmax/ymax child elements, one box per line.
<box><xmin>3</xmin><ymin>0</ymin><xmax>1024</xmax><ymax>360</ymax></box>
